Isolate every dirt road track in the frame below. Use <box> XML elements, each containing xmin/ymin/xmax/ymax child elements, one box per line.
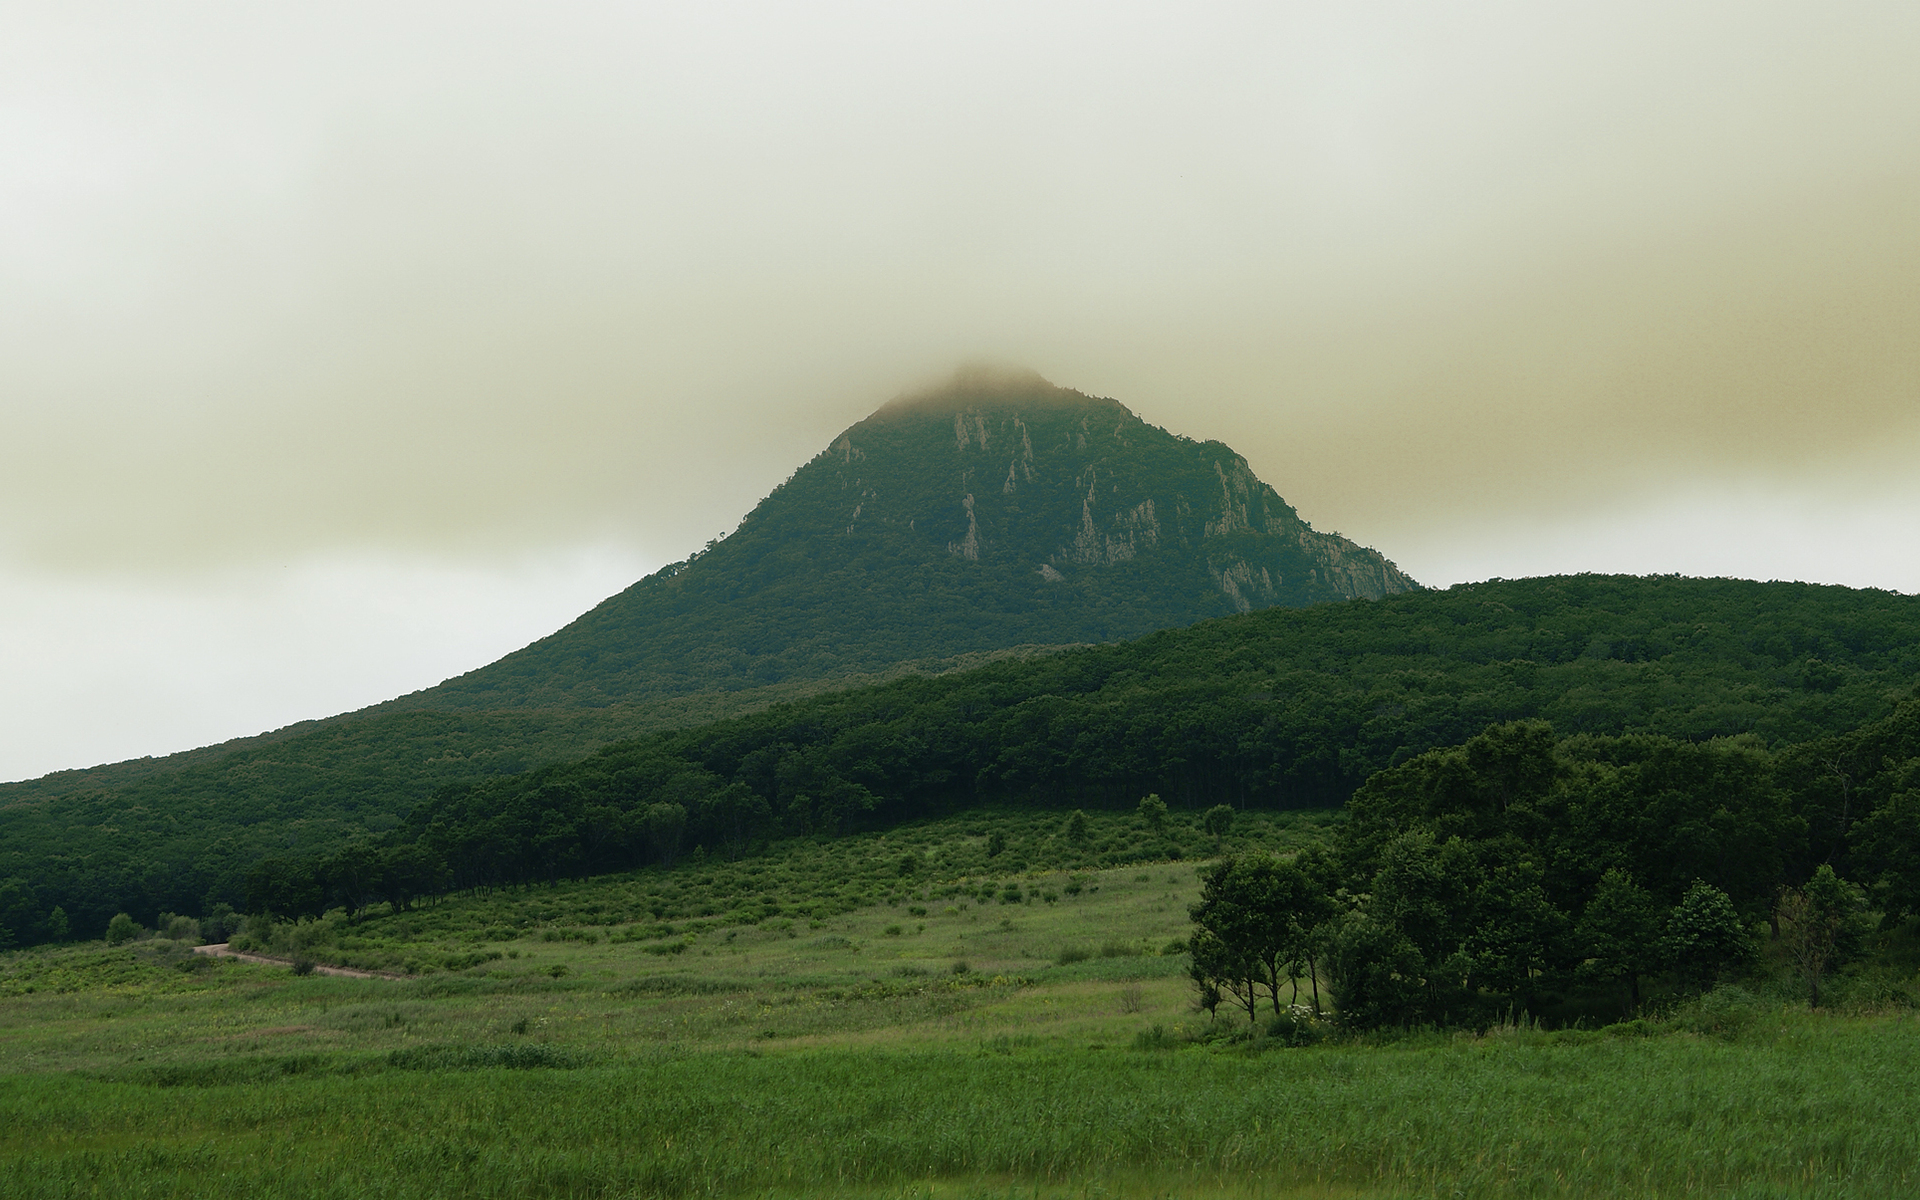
<box><xmin>192</xmin><ymin>943</ymin><xmax>404</xmax><ymax>980</ymax></box>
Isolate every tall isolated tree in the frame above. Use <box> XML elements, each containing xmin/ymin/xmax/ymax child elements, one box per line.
<box><xmin>1777</xmin><ymin>864</ymin><xmax>1867</xmax><ymax>1007</ymax></box>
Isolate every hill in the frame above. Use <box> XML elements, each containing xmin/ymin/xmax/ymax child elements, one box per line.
<box><xmin>0</xmin><ymin>370</ymin><xmax>1407</xmax><ymax>880</ymax></box>
<box><xmin>384</xmin><ymin>366</ymin><xmax>1414</xmax><ymax>710</ymax></box>
<box><xmin>7</xmin><ymin>573</ymin><xmax>1919</xmax><ymax>942</ymax></box>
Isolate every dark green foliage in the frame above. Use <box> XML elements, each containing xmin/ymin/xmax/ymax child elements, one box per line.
<box><xmin>402</xmin><ymin>371</ymin><xmax>1414</xmax><ymax>713</ymax></box>
<box><xmin>1188</xmin><ymin>854</ymin><xmax>1333</xmax><ymax>1025</ymax></box>
<box><xmin>1778</xmin><ymin>865</ymin><xmax>1871</xmax><ymax>1006</ymax></box>
<box><xmin>1662</xmin><ymin>880</ymin><xmax>1754</xmax><ymax>991</ymax></box>
<box><xmin>1201</xmin><ymin>804</ymin><xmax>1235</xmax><ymax>837</ymax></box>
<box><xmin>6</xmin><ymin>574</ymin><xmax>1920</xmax><ymax>941</ymax></box>
<box><xmin>1137</xmin><ymin>794</ymin><xmax>1169</xmax><ymax>832</ymax></box>
<box><xmin>104</xmin><ymin>914</ymin><xmax>140</xmax><ymax>946</ymax></box>
<box><xmin>1575</xmin><ymin>868</ymin><xmax>1663</xmax><ymax>1003</ymax></box>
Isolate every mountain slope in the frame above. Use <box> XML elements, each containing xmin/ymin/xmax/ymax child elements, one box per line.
<box><xmin>7</xmin><ymin>573</ymin><xmax>1920</xmax><ymax>944</ymax></box>
<box><xmin>396</xmin><ymin>368</ymin><xmax>1415</xmax><ymax>709</ymax></box>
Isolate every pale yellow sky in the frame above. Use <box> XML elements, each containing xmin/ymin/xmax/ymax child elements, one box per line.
<box><xmin>3</xmin><ymin>1</ymin><xmax>1917</xmax><ymax>779</ymax></box>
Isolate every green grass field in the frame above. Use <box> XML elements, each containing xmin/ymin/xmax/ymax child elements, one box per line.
<box><xmin>5</xmin><ymin>811</ymin><xmax>1919</xmax><ymax>1198</ymax></box>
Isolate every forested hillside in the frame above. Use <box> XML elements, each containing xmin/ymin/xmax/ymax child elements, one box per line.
<box><xmin>0</xmin><ymin>369</ymin><xmax>1404</xmax><ymax>913</ymax></box>
<box><xmin>383</xmin><ymin>367</ymin><xmax>1414</xmax><ymax>711</ymax></box>
<box><xmin>7</xmin><ymin>573</ymin><xmax>1914</xmax><ymax>944</ymax></box>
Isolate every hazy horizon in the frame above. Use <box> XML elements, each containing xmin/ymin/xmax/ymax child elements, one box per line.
<box><xmin>4</xmin><ymin>1</ymin><xmax>1917</xmax><ymax>781</ymax></box>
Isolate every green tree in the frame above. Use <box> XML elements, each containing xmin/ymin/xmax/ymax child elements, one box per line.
<box><xmin>1661</xmin><ymin>880</ymin><xmax>1751</xmax><ymax>992</ymax></box>
<box><xmin>1575</xmin><ymin>868</ymin><xmax>1662</xmax><ymax>1007</ymax></box>
<box><xmin>43</xmin><ymin>906</ymin><xmax>69</xmax><ymax>943</ymax></box>
<box><xmin>1189</xmin><ymin>854</ymin><xmax>1333</xmax><ymax>1026</ymax></box>
<box><xmin>1850</xmin><ymin>783</ymin><xmax>1920</xmax><ymax>918</ymax></box>
<box><xmin>105</xmin><ymin>913</ymin><xmax>141</xmax><ymax>946</ymax></box>
<box><xmin>1202</xmin><ymin>804</ymin><xmax>1235</xmax><ymax>838</ymax></box>
<box><xmin>1777</xmin><ymin>864</ymin><xmax>1867</xmax><ymax>1007</ymax></box>
<box><xmin>1138</xmin><ymin>794</ymin><xmax>1169</xmax><ymax>834</ymax></box>
<box><xmin>1328</xmin><ymin>912</ymin><xmax>1427</xmax><ymax>1029</ymax></box>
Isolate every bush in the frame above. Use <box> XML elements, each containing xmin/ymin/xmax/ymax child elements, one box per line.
<box><xmin>291</xmin><ymin>957</ymin><xmax>316</xmax><ymax>976</ymax></box>
<box><xmin>1132</xmin><ymin>1024</ymin><xmax>1179</xmax><ymax>1050</ymax></box>
<box><xmin>104</xmin><ymin>913</ymin><xmax>141</xmax><ymax>946</ymax></box>
<box><xmin>1056</xmin><ymin>945</ymin><xmax>1091</xmax><ymax>965</ymax></box>
<box><xmin>1266</xmin><ymin>1008</ymin><xmax>1325</xmax><ymax>1047</ymax></box>
<box><xmin>1138</xmin><ymin>794</ymin><xmax>1168</xmax><ymax>833</ymax></box>
<box><xmin>1672</xmin><ymin>984</ymin><xmax>1765</xmax><ymax>1040</ymax></box>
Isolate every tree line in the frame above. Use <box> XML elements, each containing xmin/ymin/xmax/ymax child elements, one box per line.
<box><xmin>5</xmin><ymin>574</ymin><xmax>1920</xmax><ymax>944</ymax></box>
<box><xmin>1187</xmin><ymin>715</ymin><xmax>1911</xmax><ymax>1029</ymax></box>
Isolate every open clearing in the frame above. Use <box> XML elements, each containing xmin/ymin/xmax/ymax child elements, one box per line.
<box><xmin>4</xmin><ymin>821</ymin><xmax>1919</xmax><ymax>1198</ymax></box>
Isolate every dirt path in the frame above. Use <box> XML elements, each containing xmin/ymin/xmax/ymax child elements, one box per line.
<box><xmin>192</xmin><ymin>943</ymin><xmax>405</xmax><ymax>980</ymax></box>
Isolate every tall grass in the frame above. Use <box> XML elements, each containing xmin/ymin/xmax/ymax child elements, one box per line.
<box><xmin>4</xmin><ymin>1015</ymin><xmax>1918</xmax><ymax>1198</ymax></box>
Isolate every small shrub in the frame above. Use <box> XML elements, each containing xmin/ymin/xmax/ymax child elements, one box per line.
<box><xmin>1133</xmin><ymin>1024</ymin><xmax>1179</xmax><ymax>1050</ymax></box>
<box><xmin>1161</xmin><ymin>938</ymin><xmax>1188</xmax><ymax>955</ymax></box>
<box><xmin>1266</xmin><ymin>1008</ymin><xmax>1325</xmax><ymax>1047</ymax></box>
<box><xmin>951</xmin><ymin>960</ymin><xmax>970</xmax><ymax>975</ymax></box>
<box><xmin>883</xmin><ymin>924</ymin><xmax>903</xmax><ymax>936</ymax></box>
<box><xmin>907</xmin><ymin>905</ymin><xmax>928</xmax><ymax>917</ymax></box>
<box><xmin>1602</xmin><ymin>1018</ymin><xmax>1659</xmax><ymax>1038</ymax></box>
<box><xmin>1673</xmin><ymin>984</ymin><xmax>1764</xmax><ymax>1040</ymax></box>
<box><xmin>547</xmin><ymin>964</ymin><xmax>569</xmax><ymax>979</ymax></box>
<box><xmin>1119</xmin><ymin>984</ymin><xmax>1145</xmax><ymax>1014</ymax></box>
<box><xmin>104</xmin><ymin>913</ymin><xmax>141</xmax><ymax>946</ymax></box>
<box><xmin>986</xmin><ymin>831</ymin><xmax>1007</xmax><ymax>857</ymax></box>
<box><xmin>388</xmin><ymin>1043</ymin><xmax>587</xmax><ymax>1071</ymax></box>
<box><xmin>1063</xmin><ymin>877</ymin><xmax>1085</xmax><ymax>896</ymax></box>
<box><xmin>1138</xmin><ymin>794</ymin><xmax>1168</xmax><ymax>833</ymax></box>
<box><xmin>1099</xmin><ymin>940</ymin><xmax>1139</xmax><ymax>959</ymax></box>
<box><xmin>291</xmin><ymin>958</ymin><xmax>316</xmax><ymax>976</ymax></box>
<box><xmin>1056</xmin><ymin>945</ymin><xmax>1091</xmax><ymax>966</ymax></box>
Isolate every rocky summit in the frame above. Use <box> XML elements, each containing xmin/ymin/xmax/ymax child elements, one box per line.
<box><xmin>410</xmin><ymin>369</ymin><xmax>1417</xmax><ymax>707</ymax></box>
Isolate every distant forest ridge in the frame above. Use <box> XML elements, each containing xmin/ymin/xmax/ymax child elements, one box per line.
<box><xmin>4</xmin><ymin>573</ymin><xmax>1918</xmax><ymax>944</ymax></box>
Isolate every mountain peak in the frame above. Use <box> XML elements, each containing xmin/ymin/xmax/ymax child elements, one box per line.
<box><xmin>409</xmin><ymin>376</ymin><xmax>1417</xmax><ymax>709</ymax></box>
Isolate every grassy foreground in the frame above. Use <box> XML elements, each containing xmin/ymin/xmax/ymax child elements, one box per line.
<box><xmin>5</xmin><ymin>1017</ymin><xmax>1919</xmax><ymax>1199</ymax></box>
<box><xmin>4</xmin><ymin>815</ymin><xmax>1919</xmax><ymax>1198</ymax></box>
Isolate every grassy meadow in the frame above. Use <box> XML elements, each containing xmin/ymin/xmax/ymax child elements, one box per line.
<box><xmin>4</xmin><ymin>809</ymin><xmax>1919</xmax><ymax>1198</ymax></box>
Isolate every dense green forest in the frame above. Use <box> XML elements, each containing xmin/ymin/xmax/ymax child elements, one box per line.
<box><xmin>5</xmin><ymin>573</ymin><xmax>1916</xmax><ymax>948</ymax></box>
<box><xmin>1188</xmin><ymin>706</ymin><xmax>1920</xmax><ymax>1030</ymax></box>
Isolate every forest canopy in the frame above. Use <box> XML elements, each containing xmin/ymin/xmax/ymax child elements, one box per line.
<box><xmin>4</xmin><ymin>573</ymin><xmax>1919</xmax><ymax>945</ymax></box>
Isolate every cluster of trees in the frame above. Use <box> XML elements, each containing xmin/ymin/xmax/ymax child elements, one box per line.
<box><xmin>5</xmin><ymin>575</ymin><xmax>1919</xmax><ymax>942</ymax></box>
<box><xmin>1188</xmin><ymin>720</ymin><xmax>1899</xmax><ymax>1028</ymax></box>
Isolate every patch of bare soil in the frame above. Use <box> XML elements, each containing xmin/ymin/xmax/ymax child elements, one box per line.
<box><xmin>192</xmin><ymin>943</ymin><xmax>405</xmax><ymax>980</ymax></box>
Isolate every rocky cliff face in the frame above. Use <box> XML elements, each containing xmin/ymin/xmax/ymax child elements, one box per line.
<box><xmin>409</xmin><ymin>369</ymin><xmax>1417</xmax><ymax>708</ymax></box>
<box><xmin>803</xmin><ymin>369</ymin><xmax>1414</xmax><ymax>612</ymax></box>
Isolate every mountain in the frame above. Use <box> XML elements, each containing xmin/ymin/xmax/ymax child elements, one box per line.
<box><xmin>388</xmin><ymin>367</ymin><xmax>1416</xmax><ymax>710</ymax></box>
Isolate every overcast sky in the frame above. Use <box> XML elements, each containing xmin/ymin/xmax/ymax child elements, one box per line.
<box><xmin>4</xmin><ymin>1</ymin><xmax>1917</xmax><ymax>781</ymax></box>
